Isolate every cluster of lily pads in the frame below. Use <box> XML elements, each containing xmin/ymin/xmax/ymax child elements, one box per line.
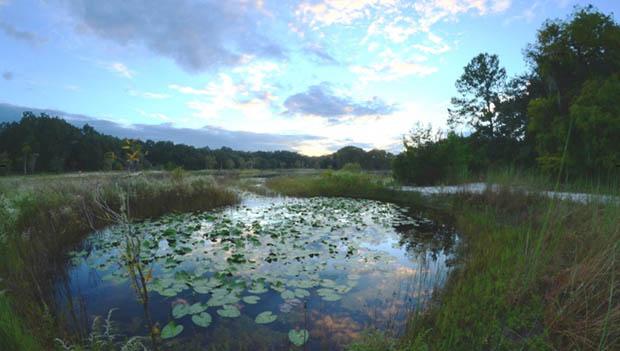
<box><xmin>69</xmin><ymin>197</ymin><xmax>419</xmax><ymax>345</ymax></box>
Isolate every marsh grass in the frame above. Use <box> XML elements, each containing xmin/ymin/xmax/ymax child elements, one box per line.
<box><xmin>0</xmin><ymin>172</ymin><xmax>238</xmax><ymax>350</ymax></box>
<box><xmin>267</xmin><ymin>172</ymin><xmax>619</xmax><ymax>350</ymax></box>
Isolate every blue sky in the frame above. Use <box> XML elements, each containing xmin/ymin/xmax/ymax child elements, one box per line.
<box><xmin>1</xmin><ymin>0</ymin><xmax>618</xmax><ymax>155</ymax></box>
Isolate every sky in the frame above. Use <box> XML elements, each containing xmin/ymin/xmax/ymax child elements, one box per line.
<box><xmin>1</xmin><ymin>0</ymin><xmax>618</xmax><ymax>155</ymax></box>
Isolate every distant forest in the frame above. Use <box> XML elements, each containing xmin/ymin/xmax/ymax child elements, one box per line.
<box><xmin>0</xmin><ymin>113</ymin><xmax>393</xmax><ymax>174</ymax></box>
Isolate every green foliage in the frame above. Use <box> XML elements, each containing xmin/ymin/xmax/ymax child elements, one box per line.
<box><xmin>341</xmin><ymin>162</ymin><xmax>362</xmax><ymax>173</ymax></box>
<box><xmin>526</xmin><ymin>5</ymin><xmax>620</xmax><ymax>177</ymax></box>
<box><xmin>448</xmin><ymin>53</ymin><xmax>507</xmax><ymax>139</ymax></box>
<box><xmin>0</xmin><ymin>295</ymin><xmax>41</xmax><ymax>351</ymax></box>
<box><xmin>393</xmin><ymin>125</ymin><xmax>470</xmax><ymax>185</ymax></box>
<box><xmin>570</xmin><ymin>74</ymin><xmax>620</xmax><ymax>172</ymax></box>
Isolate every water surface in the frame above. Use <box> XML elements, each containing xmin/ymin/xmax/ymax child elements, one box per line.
<box><xmin>60</xmin><ymin>194</ymin><xmax>455</xmax><ymax>350</ymax></box>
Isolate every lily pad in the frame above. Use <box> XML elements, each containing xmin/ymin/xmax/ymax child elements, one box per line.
<box><xmin>242</xmin><ymin>295</ymin><xmax>260</xmax><ymax>304</ymax></box>
<box><xmin>189</xmin><ymin>303</ymin><xmax>207</xmax><ymax>314</ymax></box>
<box><xmin>294</xmin><ymin>288</ymin><xmax>310</xmax><ymax>298</ymax></box>
<box><xmin>255</xmin><ymin>311</ymin><xmax>277</xmax><ymax>324</ymax></box>
<box><xmin>191</xmin><ymin>312</ymin><xmax>212</xmax><ymax>328</ymax></box>
<box><xmin>161</xmin><ymin>321</ymin><xmax>184</xmax><ymax>339</ymax></box>
<box><xmin>172</xmin><ymin>303</ymin><xmax>190</xmax><ymax>319</ymax></box>
<box><xmin>288</xmin><ymin>329</ymin><xmax>309</xmax><ymax>346</ymax></box>
<box><xmin>217</xmin><ymin>305</ymin><xmax>241</xmax><ymax>318</ymax></box>
<box><xmin>281</xmin><ymin>290</ymin><xmax>295</xmax><ymax>300</ymax></box>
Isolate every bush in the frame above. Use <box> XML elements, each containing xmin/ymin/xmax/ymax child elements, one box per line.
<box><xmin>341</xmin><ymin>162</ymin><xmax>362</xmax><ymax>173</ymax></box>
<box><xmin>393</xmin><ymin>132</ymin><xmax>470</xmax><ymax>185</ymax></box>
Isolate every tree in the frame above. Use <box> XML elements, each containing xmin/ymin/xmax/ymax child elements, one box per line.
<box><xmin>526</xmin><ymin>6</ymin><xmax>620</xmax><ymax>175</ymax></box>
<box><xmin>569</xmin><ymin>74</ymin><xmax>620</xmax><ymax>173</ymax></box>
<box><xmin>448</xmin><ymin>53</ymin><xmax>507</xmax><ymax>139</ymax></box>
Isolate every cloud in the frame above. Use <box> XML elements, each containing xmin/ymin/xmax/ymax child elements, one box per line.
<box><xmin>2</xmin><ymin>71</ymin><xmax>13</xmax><ymax>80</ymax></box>
<box><xmin>128</xmin><ymin>89</ymin><xmax>169</xmax><ymax>99</ymax></box>
<box><xmin>300</xmin><ymin>0</ymin><xmax>512</xmax><ymax>44</ymax></box>
<box><xmin>283</xmin><ymin>83</ymin><xmax>396</xmax><ymax>122</ymax></box>
<box><xmin>296</xmin><ymin>0</ymin><xmax>397</xmax><ymax>27</ymax></box>
<box><xmin>60</xmin><ymin>0</ymin><xmax>285</xmax><ymax>72</ymax></box>
<box><xmin>0</xmin><ymin>102</ymin><xmax>322</xmax><ymax>151</ymax></box>
<box><xmin>0</xmin><ymin>20</ymin><xmax>45</xmax><ymax>45</ymax></box>
<box><xmin>105</xmin><ymin>62</ymin><xmax>134</xmax><ymax>79</ymax></box>
<box><xmin>350</xmin><ymin>59</ymin><xmax>437</xmax><ymax>82</ymax></box>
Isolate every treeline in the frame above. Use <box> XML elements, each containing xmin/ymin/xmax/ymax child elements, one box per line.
<box><xmin>395</xmin><ymin>6</ymin><xmax>620</xmax><ymax>185</ymax></box>
<box><xmin>0</xmin><ymin>113</ymin><xmax>393</xmax><ymax>174</ymax></box>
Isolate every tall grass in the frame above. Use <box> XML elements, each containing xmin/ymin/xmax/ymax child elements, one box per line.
<box><xmin>0</xmin><ymin>172</ymin><xmax>238</xmax><ymax>349</ymax></box>
<box><xmin>267</xmin><ymin>171</ymin><xmax>619</xmax><ymax>350</ymax></box>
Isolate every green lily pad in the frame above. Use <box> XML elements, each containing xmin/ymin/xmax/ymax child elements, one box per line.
<box><xmin>242</xmin><ymin>295</ymin><xmax>260</xmax><ymax>304</ymax></box>
<box><xmin>321</xmin><ymin>293</ymin><xmax>342</xmax><ymax>301</ymax></box>
<box><xmin>217</xmin><ymin>305</ymin><xmax>241</xmax><ymax>318</ymax></box>
<box><xmin>161</xmin><ymin>321</ymin><xmax>184</xmax><ymax>339</ymax></box>
<box><xmin>172</xmin><ymin>303</ymin><xmax>190</xmax><ymax>319</ymax></box>
<box><xmin>255</xmin><ymin>311</ymin><xmax>277</xmax><ymax>324</ymax></box>
<box><xmin>288</xmin><ymin>329</ymin><xmax>309</xmax><ymax>346</ymax></box>
<box><xmin>294</xmin><ymin>288</ymin><xmax>310</xmax><ymax>298</ymax></box>
<box><xmin>281</xmin><ymin>290</ymin><xmax>295</xmax><ymax>300</ymax></box>
<box><xmin>191</xmin><ymin>312</ymin><xmax>212</xmax><ymax>328</ymax></box>
<box><xmin>189</xmin><ymin>303</ymin><xmax>207</xmax><ymax>314</ymax></box>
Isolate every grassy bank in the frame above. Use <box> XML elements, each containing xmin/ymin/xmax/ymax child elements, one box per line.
<box><xmin>0</xmin><ymin>172</ymin><xmax>239</xmax><ymax>350</ymax></box>
<box><xmin>267</xmin><ymin>172</ymin><xmax>619</xmax><ymax>350</ymax></box>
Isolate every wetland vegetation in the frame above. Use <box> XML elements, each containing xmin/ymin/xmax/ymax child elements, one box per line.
<box><xmin>1</xmin><ymin>4</ymin><xmax>619</xmax><ymax>351</ymax></box>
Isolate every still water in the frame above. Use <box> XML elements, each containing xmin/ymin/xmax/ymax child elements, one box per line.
<box><xmin>58</xmin><ymin>194</ymin><xmax>456</xmax><ymax>350</ymax></box>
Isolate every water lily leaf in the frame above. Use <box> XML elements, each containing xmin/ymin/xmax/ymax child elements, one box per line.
<box><xmin>248</xmin><ymin>282</ymin><xmax>268</xmax><ymax>294</ymax></box>
<box><xmin>281</xmin><ymin>290</ymin><xmax>295</xmax><ymax>300</ymax></box>
<box><xmin>216</xmin><ymin>305</ymin><xmax>240</xmax><ymax>318</ymax></box>
<box><xmin>321</xmin><ymin>293</ymin><xmax>342</xmax><ymax>301</ymax></box>
<box><xmin>172</xmin><ymin>303</ymin><xmax>190</xmax><ymax>319</ymax></box>
<box><xmin>255</xmin><ymin>311</ymin><xmax>277</xmax><ymax>324</ymax></box>
<box><xmin>288</xmin><ymin>329</ymin><xmax>309</xmax><ymax>346</ymax></box>
<box><xmin>242</xmin><ymin>295</ymin><xmax>260</xmax><ymax>304</ymax></box>
<box><xmin>189</xmin><ymin>303</ymin><xmax>207</xmax><ymax>314</ymax></box>
<box><xmin>294</xmin><ymin>289</ymin><xmax>310</xmax><ymax>298</ymax></box>
<box><xmin>161</xmin><ymin>321</ymin><xmax>183</xmax><ymax>339</ymax></box>
<box><xmin>191</xmin><ymin>312</ymin><xmax>212</xmax><ymax>328</ymax></box>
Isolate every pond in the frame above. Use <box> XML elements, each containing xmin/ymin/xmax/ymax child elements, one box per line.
<box><xmin>58</xmin><ymin>194</ymin><xmax>456</xmax><ymax>350</ymax></box>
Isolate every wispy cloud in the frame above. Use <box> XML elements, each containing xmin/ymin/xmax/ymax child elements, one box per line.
<box><xmin>351</xmin><ymin>59</ymin><xmax>437</xmax><ymax>82</ymax></box>
<box><xmin>106</xmin><ymin>62</ymin><xmax>135</xmax><ymax>79</ymax></box>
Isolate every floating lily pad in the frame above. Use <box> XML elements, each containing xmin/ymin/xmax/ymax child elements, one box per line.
<box><xmin>288</xmin><ymin>329</ymin><xmax>309</xmax><ymax>346</ymax></box>
<box><xmin>242</xmin><ymin>295</ymin><xmax>260</xmax><ymax>304</ymax></box>
<box><xmin>217</xmin><ymin>305</ymin><xmax>240</xmax><ymax>318</ymax></box>
<box><xmin>161</xmin><ymin>321</ymin><xmax>183</xmax><ymax>339</ymax></box>
<box><xmin>294</xmin><ymin>288</ymin><xmax>310</xmax><ymax>298</ymax></box>
<box><xmin>255</xmin><ymin>311</ymin><xmax>277</xmax><ymax>324</ymax></box>
<box><xmin>280</xmin><ymin>290</ymin><xmax>295</xmax><ymax>300</ymax></box>
<box><xmin>191</xmin><ymin>312</ymin><xmax>212</xmax><ymax>328</ymax></box>
<box><xmin>172</xmin><ymin>303</ymin><xmax>190</xmax><ymax>319</ymax></box>
<box><xmin>189</xmin><ymin>303</ymin><xmax>207</xmax><ymax>314</ymax></box>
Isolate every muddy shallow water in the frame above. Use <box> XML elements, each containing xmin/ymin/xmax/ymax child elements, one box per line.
<box><xmin>57</xmin><ymin>194</ymin><xmax>456</xmax><ymax>350</ymax></box>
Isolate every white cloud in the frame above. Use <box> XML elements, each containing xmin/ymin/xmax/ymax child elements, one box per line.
<box><xmin>106</xmin><ymin>62</ymin><xmax>135</xmax><ymax>79</ymax></box>
<box><xmin>351</xmin><ymin>59</ymin><xmax>437</xmax><ymax>82</ymax></box>
<box><xmin>296</xmin><ymin>0</ymin><xmax>398</xmax><ymax>27</ymax></box>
